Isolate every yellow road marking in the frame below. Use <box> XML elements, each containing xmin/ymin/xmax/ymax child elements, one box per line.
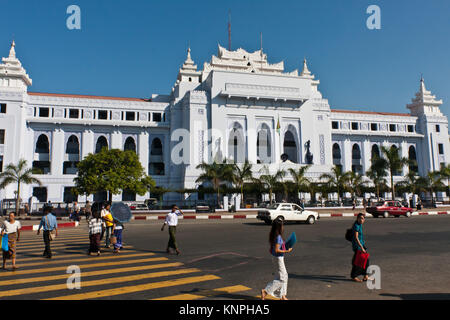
<box><xmin>0</xmin><ymin>262</ymin><xmax>183</xmax><ymax>287</ymax></box>
<box><xmin>0</xmin><ymin>268</ymin><xmax>201</xmax><ymax>298</ymax></box>
<box><xmin>17</xmin><ymin>241</ymin><xmax>89</xmax><ymax>248</ymax></box>
<box><xmin>45</xmin><ymin>275</ymin><xmax>221</xmax><ymax>300</ymax></box>
<box><xmin>12</xmin><ymin>252</ymin><xmax>156</xmax><ymax>268</ymax></box>
<box><xmin>17</xmin><ymin>236</ymin><xmax>89</xmax><ymax>243</ymax></box>
<box><xmin>0</xmin><ymin>257</ymin><xmax>168</xmax><ymax>277</ymax></box>
<box><xmin>153</xmin><ymin>285</ymin><xmax>252</xmax><ymax>300</ymax></box>
<box><xmin>14</xmin><ymin>250</ymin><xmax>138</xmax><ymax>262</ymax></box>
<box><xmin>17</xmin><ymin>245</ymin><xmax>133</xmax><ymax>254</ymax></box>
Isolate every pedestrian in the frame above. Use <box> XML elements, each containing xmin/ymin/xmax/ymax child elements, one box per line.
<box><xmin>1</xmin><ymin>212</ymin><xmax>21</xmax><ymax>270</ymax></box>
<box><xmin>352</xmin><ymin>198</ymin><xmax>356</xmax><ymax>210</ymax></box>
<box><xmin>161</xmin><ymin>204</ymin><xmax>183</xmax><ymax>255</ymax></box>
<box><xmin>101</xmin><ymin>201</ymin><xmax>114</xmax><ymax>248</ymax></box>
<box><xmin>261</xmin><ymin>218</ymin><xmax>292</xmax><ymax>300</ymax></box>
<box><xmin>113</xmin><ymin>218</ymin><xmax>124</xmax><ymax>254</ymax></box>
<box><xmin>351</xmin><ymin>213</ymin><xmax>372</xmax><ymax>282</ymax></box>
<box><xmin>362</xmin><ymin>198</ymin><xmax>367</xmax><ymax>210</ymax></box>
<box><xmin>37</xmin><ymin>205</ymin><xmax>58</xmax><ymax>259</ymax></box>
<box><xmin>71</xmin><ymin>201</ymin><xmax>81</xmax><ymax>222</ymax></box>
<box><xmin>84</xmin><ymin>200</ymin><xmax>92</xmax><ymax>221</ymax></box>
<box><xmin>87</xmin><ymin>209</ymin><xmax>102</xmax><ymax>256</ymax></box>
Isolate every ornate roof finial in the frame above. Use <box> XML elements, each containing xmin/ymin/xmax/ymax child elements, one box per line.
<box><xmin>420</xmin><ymin>74</ymin><xmax>426</xmax><ymax>93</ymax></box>
<box><xmin>301</xmin><ymin>57</ymin><xmax>311</xmax><ymax>76</ymax></box>
<box><xmin>9</xmin><ymin>39</ymin><xmax>16</xmax><ymax>58</ymax></box>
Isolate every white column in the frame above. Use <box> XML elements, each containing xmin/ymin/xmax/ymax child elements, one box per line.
<box><xmin>139</xmin><ymin>131</ymin><xmax>149</xmax><ymax>175</ymax></box>
<box><xmin>81</xmin><ymin>129</ymin><xmax>94</xmax><ymax>159</ymax></box>
<box><xmin>247</xmin><ymin>115</ymin><xmax>257</xmax><ymax>164</ymax></box>
<box><xmin>401</xmin><ymin>141</ymin><xmax>409</xmax><ymax>175</ymax></box>
<box><xmin>362</xmin><ymin>139</ymin><xmax>371</xmax><ymax>174</ymax></box>
<box><xmin>51</xmin><ymin>129</ymin><xmax>64</xmax><ymax>176</ymax></box>
<box><xmin>343</xmin><ymin>139</ymin><xmax>352</xmax><ymax>172</ymax></box>
<box><xmin>111</xmin><ymin>130</ymin><xmax>122</xmax><ymax>149</ymax></box>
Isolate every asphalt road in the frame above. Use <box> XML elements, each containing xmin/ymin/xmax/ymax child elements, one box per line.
<box><xmin>5</xmin><ymin>215</ymin><xmax>450</xmax><ymax>300</ymax></box>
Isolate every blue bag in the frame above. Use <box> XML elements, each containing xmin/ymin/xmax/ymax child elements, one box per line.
<box><xmin>1</xmin><ymin>234</ymin><xmax>8</xmax><ymax>252</ymax></box>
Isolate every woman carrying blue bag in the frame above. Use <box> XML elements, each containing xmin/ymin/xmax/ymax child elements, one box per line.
<box><xmin>1</xmin><ymin>212</ymin><xmax>21</xmax><ymax>270</ymax></box>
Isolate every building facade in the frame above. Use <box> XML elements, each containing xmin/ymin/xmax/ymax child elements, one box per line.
<box><xmin>0</xmin><ymin>41</ymin><xmax>449</xmax><ymax>203</ymax></box>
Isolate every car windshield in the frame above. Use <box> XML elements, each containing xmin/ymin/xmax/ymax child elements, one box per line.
<box><xmin>375</xmin><ymin>202</ymin><xmax>385</xmax><ymax>206</ymax></box>
<box><xmin>267</xmin><ymin>203</ymin><xmax>279</xmax><ymax>210</ymax></box>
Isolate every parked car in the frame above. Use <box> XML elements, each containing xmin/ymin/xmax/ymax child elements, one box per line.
<box><xmin>365</xmin><ymin>200</ymin><xmax>414</xmax><ymax>218</ymax></box>
<box><xmin>257</xmin><ymin>203</ymin><xmax>319</xmax><ymax>225</ymax></box>
<box><xmin>195</xmin><ymin>202</ymin><xmax>215</xmax><ymax>213</ymax></box>
<box><xmin>128</xmin><ymin>203</ymin><xmax>149</xmax><ymax>211</ymax></box>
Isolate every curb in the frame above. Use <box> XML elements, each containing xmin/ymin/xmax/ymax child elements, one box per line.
<box><xmin>131</xmin><ymin>211</ymin><xmax>450</xmax><ymax>220</ymax></box>
<box><xmin>20</xmin><ymin>221</ymin><xmax>79</xmax><ymax>232</ymax></box>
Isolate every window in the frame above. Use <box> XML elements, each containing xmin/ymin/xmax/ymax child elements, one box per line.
<box><xmin>436</xmin><ymin>125</ymin><xmax>440</xmax><ymax>133</ymax></box>
<box><xmin>407</xmin><ymin>125</ymin><xmax>414</xmax><ymax>133</ymax></box>
<box><xmin>351</xmin><ymin>122</ymin><xmax>359</xmax><ymax>130</ymax></box>
<box><xmin>280</xmin><ymin>205</ymin><xmax>292</xmax><ymax>211</ymax></box>
<box><xmin>98</xmin><ymin>110</ymin><xmax>108</xmax><ymax>120</ymax></box>
<box><xmin>39</xmin><ymin>108</ymin><xmax>49</xmax><ymax>118</ymax></box>
<box><xmin>153</xmin><ymin>113</ymin><xmax>162</xmax><ymax>122</ymax></box>
<box><xmin>438</xmin><ymin>143</ymin><xmax>444</xmax><ymax>155</ymax></box>
<box><xmin>332</xmin><ymin>121</ymin><xmax>339</xmax><ymax>129</ymax></box>
<box><xmin>0</xmin><ymin>104</ymin><xmax>6</xmax><ymax>113</ymax></box>
<box><xmin>0</xmin><ymin>155</ymin><xmax>3</xmax><ymax>173</ymax></box>
<box><xmin>389</xmin><ymin>124</ymin><xmax>396</xmax><ymax>132</ymax></box>
<box><xmin>371</xmin><ymin>123</ymin><xmax>378</xmax><ymax>131</ymax></box>
<box><xmin>69</xmin><ymin>109</ymin><xmax>79</xmax><ymax>119</ymax></box>
<box><xmin>126</xmin><ymin>112</ymin><xmax>135</xmax><ymax>121</ymax></box>
<box><xmin>0</xmin><ymin>130</ymin><xmax>4</xmax><ymax>144</ymax></box>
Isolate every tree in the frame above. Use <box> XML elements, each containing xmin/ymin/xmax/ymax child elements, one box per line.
<box><xmin>396</xmin><ymin>171</ymin><xmax>421</xmax><ymax>196</ymax></box>
<box><xmin>196</xmin><ymin>160</ymin><xmax>234</xmax><ymax>203</ymax></box>
<box><xmin>417</xmin><ymin>171</ymin><xmax>444</xmax><ymax>204</ymax></box>
<box><xmin>346</xmin><ymin>171</ymin><xmax>367</xmax><ymax>199</ymax></box>
<box><xmin>366</xmin><ymin>157</ymin><xmax>388</xmax><ymax>201</ymax></box>
<box><xmin>320</xmin><ymin>165</ymin><xmax>350</xmax><ymax>205</ymax></box>
<box><xmin>288</xmin><ymin>166</ymin><xmax>310</xmax><ymax>203</ymax></box>
<box><xmin>0</xmin><ymin>159</ymin><xmax>42</xmax><ymax>213</ymax></box>
<box><xmin>231</xmin><ymin>161</ymin><xmax>253</xmax><ymax>207</ymax></box>
<box><xmin>256</xmin><ymin>166</ymin><xmax>286</xmax><ymax>205</ymax></box>
<box><xmin>439</xmin><ymin>164</ymin><xmax>450</xmax><ymax>197</ymax></box>
<box><xmin>74</xmin><ymin>148</ymin><xmax>155</xmax><ymax>201</ymax></box>
<box><xmin>380</xmin><ymin>146</ymin><xmax>410</xmax><ymax>200</ymax></box>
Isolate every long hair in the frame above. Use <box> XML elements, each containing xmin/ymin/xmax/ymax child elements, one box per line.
<box><xmin>269</xmin><ymin>219</ymin><xmax>284</xmax><ymax>246</ymax></box>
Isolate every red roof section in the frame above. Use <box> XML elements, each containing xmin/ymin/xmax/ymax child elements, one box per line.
<box><xmin>331</xmin><ymin>109</ymin><xmax>411</xmax><ymax>117</ymax></box>
<box><xmin>28</xmin><ymin>92</ymin><xmax>150</xmax><ymax>102</ymax></box>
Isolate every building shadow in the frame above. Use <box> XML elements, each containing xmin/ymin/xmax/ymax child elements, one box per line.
<box><xmin>289</xmin><ymin>274</ymin><xmax>352</xmax><ymax>283</ymax></box>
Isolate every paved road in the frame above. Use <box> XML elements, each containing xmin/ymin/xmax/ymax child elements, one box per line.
<box><xmin>4</xmin><ymin>215</ymin><xmax>450</xmax><ymax>300</ymax></box>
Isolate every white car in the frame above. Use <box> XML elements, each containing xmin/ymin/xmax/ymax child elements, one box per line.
<box><xmin>257</xmin><ymin>203</ymin><xmax>319</xmax><ymax>225</ymax></box>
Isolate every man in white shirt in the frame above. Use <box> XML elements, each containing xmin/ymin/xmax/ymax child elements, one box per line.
<box><xmin>161</xmin><ymin>205</ymin><xmax>183</xmax><ymax>255</ymax></box>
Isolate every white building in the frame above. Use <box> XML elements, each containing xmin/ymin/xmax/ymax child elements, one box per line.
<box><xmin>0</xmin><ymin>41</ymin><xmax>449</xmax><ymax>203</ymax></box>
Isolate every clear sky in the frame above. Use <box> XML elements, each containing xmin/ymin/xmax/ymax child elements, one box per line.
<box><xmin>1</xmin><ymin>0</ymin><xmax>450</xmax><ymax>119</ymax></box>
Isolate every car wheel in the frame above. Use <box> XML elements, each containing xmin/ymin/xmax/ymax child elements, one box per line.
<box><xmin>383</xmin><ymin>211</ymin><xmax>389</xmax><ymax>218</ymax></box>
<box><xmin>373</xmin><ymin>214</ymin><xmax>379</xmax><ymax>218</ymax></box>
<box><xmin>307</xmin><ymin>216</ymin><xmax>315</xmax><ymax>225</ymax></box>
<box><xmin>276</xmin><ymin>216</ymin><xmax>285</xmax><ymax>222</ymax></box>
<box><xmin>405</xmin><ymin>211</ymin><xmax>411</xmax><ymax>218</ymax></box>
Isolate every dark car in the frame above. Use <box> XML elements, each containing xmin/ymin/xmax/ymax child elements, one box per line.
<box><xmin>366</xmin><ymin>200</ymin><xmax>413</xmax><ymax>218</ymax></box>
<box><xmin>195</xmin><ymin>202</ymin><xmax>215</xmax><ymax>213</ymax></box>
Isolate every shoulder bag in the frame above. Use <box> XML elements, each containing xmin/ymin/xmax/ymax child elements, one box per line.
<box><xmin>45</xmin><ymin>216</ymin><xmax>56</xmax><ymax>241</ymax></box>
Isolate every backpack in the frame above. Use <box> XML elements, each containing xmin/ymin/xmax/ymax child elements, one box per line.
<box><xmin>345</xmin><ymin>223</ymin><xmax>355</xmax><ymax>242</ymax></box>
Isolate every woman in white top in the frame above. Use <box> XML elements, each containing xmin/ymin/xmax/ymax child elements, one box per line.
<box><xmin>1</xmin><ymin>212</ymin><xmax>21</xmax><ymax>270</ymax></box>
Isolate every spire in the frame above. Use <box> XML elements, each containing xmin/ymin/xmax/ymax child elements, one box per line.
<box><xmin>9</xmin><ymin>40</ymin><xmax>16</xmax><ymax>58</ymax></box>
<box><xmin>420</xmin><ymin>75</ymin><xmax>426</xmax><ymax>93</ymax></box>
<box><xmin>177</xmin><ymin>46</ymin><xmax>201</xmax><ymax>83</ymax></box>
<box><xmin>300</xmin><ymin>58</ymin><xmax>313</xmax><ymax>78</ymax></box>
<box><xmin>407</xmin><ymin>76</ymin><xmax>443</xmax><ymax>116</ymax></box>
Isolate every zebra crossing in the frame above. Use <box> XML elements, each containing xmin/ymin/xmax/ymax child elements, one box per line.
<box><xmin>1</xmin><ymin>227</ymin><xmax>253</xmax><ymax>300</ymax></box>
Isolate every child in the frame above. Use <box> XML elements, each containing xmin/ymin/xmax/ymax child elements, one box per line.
<box><xmin>113</xmin><ymin>218</ymin><xmax>124</xmax><ymax>253</ymax></box>
<box><xmin>88</xmin><ymin>210</ymin><xmax>102</xmax><ymax>256</ymax></box>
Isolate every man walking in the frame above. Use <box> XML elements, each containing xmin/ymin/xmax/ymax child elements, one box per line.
<box><xmin>161</xmin><ymin>205</ymin><xmax>183</xmax><ymax>255</ymax></box>
<box><xmin>84</xmin><ymin>200</ymin><xmax>92</xmax><ymax>221</ymax></box>
<box><xmin>37</xmin><ymin>205</ymin><xmax>58</xmax><ymax>259</ymax></box>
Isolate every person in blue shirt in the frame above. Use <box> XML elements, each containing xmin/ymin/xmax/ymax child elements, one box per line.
<box><xmin>351</xmin><ymin>213</ymin><xmax>371</xmax><ymax>282</ymax></box>
<box><xmin>261</xmin><ymin>218</ymin><xmax>293</xmax><ymax>300</ymax></box>
<box><xmin>37</xmin><ymin>205</ymin><xmax>58</xmax><ymax>259</ymax></box>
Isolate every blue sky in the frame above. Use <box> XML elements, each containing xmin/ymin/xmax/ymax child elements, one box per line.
<box><xmin>1</xmin><ymin>0</ymin><xmax>450</xmax><ymax>118</ymax></box>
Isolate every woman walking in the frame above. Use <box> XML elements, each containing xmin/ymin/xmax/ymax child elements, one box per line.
<box><xmin>1</xmin><ymin>213</ymin><xmax>21</xmax><ymax>270</ymax></box>
<box><xmin>261</xmin><ymin>218</ymin><xmax>293</xmax><ymax>300</ymax></box>
<box><xmin>88</xmin><ymin>210</ymin><xmax>102</xmax><ymax>256</ymax></box>
<box><xmin>101</xmin><ymin>202</ymin><xmax>114</xmax><ymax>248</ymax></box>
<box><xmin>351</xmin><ymin>213</ymin><xmax>371</xmax><ymax>282</ymax></box>
<box><xmin>113</xmin><ymin>219</ymin><xmax>124</xmax><ymax>254</ymax></box>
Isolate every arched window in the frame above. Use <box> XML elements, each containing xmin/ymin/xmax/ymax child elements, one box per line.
<box><xmin>257</xmin><ymin>124</ymin><xmax>272</xmax><ymax>164</ymax></box>
<box><xmin>149</xmin><ymin>138</ymin><xmax>164</xmax><ymax>176</ymax></box>
<box><xmin>66</xmin><ymin>135</ymin><xmax>79</xmax><ymax>154</ymax></box>
<box><xmin>409</xmin><ymin>146</ymin><xmax>418</xmax><ymax>173</ymax></box>
<box><xmin>35</xmin><ymin>135</ymin><xmax>50</xmax><ymax>154</ymax></box>
<box><xmin>283</xmin><ymin>129</ymin><xmax>298</xmax><ymax>163</ymax></box>
<box><xmin>371</xmin><ymin>144</ymin><xmax>380</xmax><ymax>161</ymax></box>
<box><xmin>333</xmin><ymin>143</ymin><xmax>342</xmax><ymax>172</ymax></box>
<box><xmin>150</xmin><ymin>138</ymin><xmax>163</xmax><ymax>155</ymax></box>
<box><xmin>228</xmin><ymin>123</ymin><xmax>245</xmax><ymax>163</ymax></box>
<box><xmin>95</xmin><ymin>136</ymin><xmax>108</xmax><ymax>154</ymax></box>
<box><xmin>124</xmin><ymin>137</ymin><xmax>136</xmax><ymax>153</ymax></box>
<box><xmin>352</xmin><ymin>144</ymin><xmax>362</xmax><ymax>174</ymax></box>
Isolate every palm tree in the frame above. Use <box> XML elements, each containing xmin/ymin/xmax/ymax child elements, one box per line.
<box><xmin>256</xmin><ymin>166</ymin><xmax>286</xmax><ymax>205</ymax></box>
<box><xmin>439</xmin><ymin>164</ymin><xmax>450</xmax><ymax>198</ymax></box>
<box><xmin>417</xmin><ymin>171</ymin><xmax>444</xmax><ymax>204</ymax></box>
<box><xmin>320</xmin><ymin>165</ymin><xmax>350</xmax><ymax>205</ymax></box>
<box><xmin>346</xmin><ymin>171</ymin><xmax>367</xmax><ymax>200</ymax></box>
<box><xmin>288</xmin><ymin>165</ymin><xmax>310</xmax><ymax>203</ymax></box>
<box><xmin>380</xmin><ymin>146</ymin><xmax>410</xmax><ymax>200</ymax></box>
<box><xmin>196</xmin><ymin>160</ymin><xmax>234</xmax><ymax>204</ymax></box>
<box><xmin>396</xmin><ymin>171</ymin><xmax>421</xmax><ymax>196</ymax></box>
<box><xmin>231</xmin><ymin>160</ymin><xmax>253</xmax><ymax>207</ymax></box>
<box><xmin>366</xmin><ymin>157</ymin><xmax>388</xmax><ymax>201</ymax></box>
<box><xmin>0</xmin><ymin>159</ymin><xmax>42</xmax><ymax>213</ymax></box>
